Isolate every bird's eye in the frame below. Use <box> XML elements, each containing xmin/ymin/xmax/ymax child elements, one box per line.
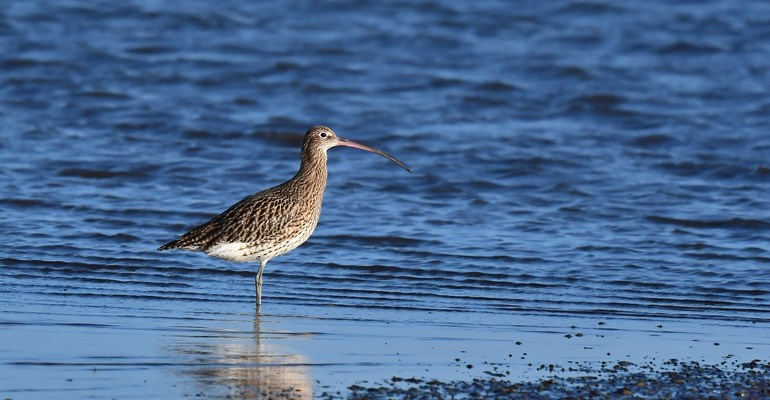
<box><xmin>320</xmin><ymin>132</ymin><xmax>327</xmax><ymax>138</ymax></box>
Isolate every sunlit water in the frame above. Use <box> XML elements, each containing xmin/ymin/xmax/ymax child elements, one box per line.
<box><xmin>1</xmin><ymin>0</ymin><xmax>769</xmax><ymax>398</ymax></box>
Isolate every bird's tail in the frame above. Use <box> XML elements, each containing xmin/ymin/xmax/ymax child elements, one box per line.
<box><xmin>158</xmin><ymin>240</ymin><xmax>179</xmax><ymax>251</ymax></box>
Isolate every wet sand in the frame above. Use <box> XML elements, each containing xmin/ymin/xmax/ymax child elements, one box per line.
<box><xmin>2</xmin><ymin>301</ymin><xmax>767</xmax><ymax>399</ymax></box>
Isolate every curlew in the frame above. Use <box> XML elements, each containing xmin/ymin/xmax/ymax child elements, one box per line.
<box><xmin>158</xmin><ymin>126</ymin><xmax>410</xmax><ymax>306</ymax></box>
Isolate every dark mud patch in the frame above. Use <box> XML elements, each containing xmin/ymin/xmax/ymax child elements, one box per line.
<box><xmin>332</xmin><ymin>359</ymin><xmax>770</xmax><ymax>400</ymax></box>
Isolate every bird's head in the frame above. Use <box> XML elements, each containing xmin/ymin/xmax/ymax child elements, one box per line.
<box><xmin>302</xmin><ymin>126</ymin><xmax>411</xmax><ymax>172</ymax></box>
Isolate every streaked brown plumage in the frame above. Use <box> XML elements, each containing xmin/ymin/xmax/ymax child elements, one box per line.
<box><xmin>158</xmin><ymin>126</ymin><xmax>410</xmax><ymax>306</ymax></box>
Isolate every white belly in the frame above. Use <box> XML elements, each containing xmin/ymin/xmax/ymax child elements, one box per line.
<box><xmin>206</xmin><ymin>242</ymin><xmax>263</xmax><ymax>262</ymax></box>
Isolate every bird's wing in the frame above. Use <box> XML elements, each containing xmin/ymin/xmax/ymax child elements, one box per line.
<box><xmin>214</xmin><ymin>193</ymin><xmax>298</xmax><ymax>246</ymax></box>
<box><xmin>167</xmin><ymin>191</ymin><xmax>297</xmax><ymax>251</ymax></box>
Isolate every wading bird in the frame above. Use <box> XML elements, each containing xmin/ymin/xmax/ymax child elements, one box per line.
<box><xmin>159</xmin><ymin>126</ymin><xmax>410</xmax><ymax>306</ymax></box>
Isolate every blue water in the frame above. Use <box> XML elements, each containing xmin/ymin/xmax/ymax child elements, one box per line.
<box><xmin>1</xmin><ymin>1</ymin><xmax>769</xmax><ymax>398</ymax></box>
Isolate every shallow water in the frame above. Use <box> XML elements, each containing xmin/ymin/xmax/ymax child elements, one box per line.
<box><xmin>1</xmin><ymin>0</ymin><xmax>769</xmax><ymax>398</ymax></box>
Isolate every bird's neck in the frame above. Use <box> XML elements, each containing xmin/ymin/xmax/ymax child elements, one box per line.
<box><xmin>294</xmin><ymin>151</ymin><xmax>328</xmax><ymax>188</ymax></box>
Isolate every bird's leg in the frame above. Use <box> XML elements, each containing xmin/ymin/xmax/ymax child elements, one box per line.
<box><xmin>255</xmin><ymin>277</ymin><xmax>261</xmax><ymax>305</ymax></box>
<box><xmin>255</xmin><ymin>259</ymin><xmax>267</xmax><ymax>306</ymax></box>
<box><xmin>254</xmin><ymin>273</ymin><xmax>261</xmax><ymax>314</ymax></box>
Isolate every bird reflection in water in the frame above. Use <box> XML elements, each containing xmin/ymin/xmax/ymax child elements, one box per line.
<box><xmin>171</xmin><ymin>311</ymin><xmax>313</xmax><ymax>399</ymax></box>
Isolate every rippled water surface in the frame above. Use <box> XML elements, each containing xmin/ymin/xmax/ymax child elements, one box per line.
<box><xmin>2</xmin><ymin>0</ymin><xmax>769</xmax><ymax>398</ymax></box>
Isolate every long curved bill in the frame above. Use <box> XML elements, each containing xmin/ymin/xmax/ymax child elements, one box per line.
<box><xmin>337</xmin><ymin>137</ymin><xmax>412</xmax><ymax>173</ymax></box>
